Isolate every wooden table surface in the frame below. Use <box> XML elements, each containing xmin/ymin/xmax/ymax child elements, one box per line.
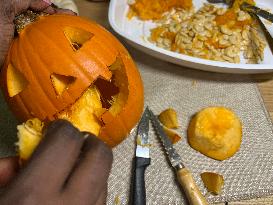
<box><xmin>74</xmin><ymin>0</ymin><xmax>273</xmax><ymax>204</ymax></box>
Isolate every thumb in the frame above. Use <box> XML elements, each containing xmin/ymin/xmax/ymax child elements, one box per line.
<box><xmin>0</xmin><ymin>157</ymin><xmax>19</xmax><ymax>187</ymax></box>
<box><xmin>0</xmin><ymin>0</ymin><xmax>53</xmax><ymax>68</ymax></box>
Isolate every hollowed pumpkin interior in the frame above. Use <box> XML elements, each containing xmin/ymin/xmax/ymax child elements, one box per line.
<box><xmin>16</xmin><ymin>56</ymin><xmax>129</xmax><ymax>160</ymax></box>
<box><xmin>63</xmin><ymin>26</ymin><xmax>94</xmax><ymax>51</ymax></box>
<box><xmin>7</xmin><ymin>64</ymin><xmax>28</xmax><ymax>97</ymax></box>
<box><xmin>51</xmin><ymin>73</ymin><xmax>76</xmax><ymax>96</ymax></box>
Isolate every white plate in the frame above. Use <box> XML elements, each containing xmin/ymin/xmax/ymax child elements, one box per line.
<box><xmin>108</xmin><ymin>0</ymin><xmax>273</xmax><ymax>73</ymax></box>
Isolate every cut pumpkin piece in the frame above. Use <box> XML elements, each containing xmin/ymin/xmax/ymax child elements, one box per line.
<box><xmin>188</xmin><ymin>107</ymin><xmax>242</xmax><ymax>161</ymax></box>
<box><xmin>163</xmin><ymin>127</ymin><xmax>182</xmax><ymax>144</ymax></box>
<box><xmin>17</xmin><ymin>118</ymin><xmax>44</xmax><ymax>161</ymax></box>
<box><xmin>201</xmin><ymin>172</ymin><xmax>224</xmax><ymax>195</ymax></box>
<box><xmin>158</xmin><ymin>108</ymin><xmax>179</xmax><ymax>129</ymax></box>
<box><xmin>7</xmin><ymin>64</ymin><xmax>28</xmax><ymax>97</ymax></box>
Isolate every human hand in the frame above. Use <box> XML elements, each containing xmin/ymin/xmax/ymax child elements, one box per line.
<box><xmin>0</xmin><ymin>120</ymin><xmax>113</xmax><ymax>205</ymax></box>
<box><xmin>0</xmin><ymin>0</ymin><xmax>76</xmax><ymax>68</ymax></box>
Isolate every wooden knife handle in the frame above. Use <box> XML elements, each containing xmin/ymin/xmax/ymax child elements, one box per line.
<box><xmin>177</xmin><ymin>168</ymin><xmax>209</xmax><ymax>205</ymax></box>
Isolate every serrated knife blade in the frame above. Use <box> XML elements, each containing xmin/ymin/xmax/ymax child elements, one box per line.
<box><xmin>149</xmin><ymin>108</ymin><xmax>208</xmax><ymax>205</ymax></box>
<box><xmin>148</xmin><ymin>108</ymin><xmax>183</xmax><ymax>169</ymax></box>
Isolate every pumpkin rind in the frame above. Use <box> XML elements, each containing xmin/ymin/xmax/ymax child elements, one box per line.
<box><xmin>1</xmin><ymin>14</ymin><xmax>144</xmax><ymax>147</ymax></box>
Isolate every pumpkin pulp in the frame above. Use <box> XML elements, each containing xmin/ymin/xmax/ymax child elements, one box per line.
<box><xmin>128</xmin><ymin>0</ymin><xmax>193</xmax><ymax>20</ymax></box>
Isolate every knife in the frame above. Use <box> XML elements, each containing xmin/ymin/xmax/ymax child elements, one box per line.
<box><xmin>206</xmin><ymin>0</ymin><xmax>273</xmax><ymax>23</ymax></box>
<box><xmin>250</xmin><ymin>13</ymin><xmax>273</xmax><ymax>54</ymax></box>
<box><xmin>240</xmin><ymin>2</ymin><xmax>273</xmax><ymax>24</ymax></box>
<box><xmin>132</xmin><ymin>107</ymin><xmax>151</xmax><ymax>205</ymax></box>
<box><xmin>149</xmin><ymin>109</ymin><xmax>208</xmax><ymax>205</ymax></box>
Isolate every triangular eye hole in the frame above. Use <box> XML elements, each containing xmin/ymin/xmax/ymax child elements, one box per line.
<box><xmin>7</xmin><ymin>64</ymin><xmax>28</xmax><ymax>97</ymax></box>
<box><xmin>50</xmin><ymin>73</ymin><xmax>76</xmax><ymax>96</ymax></box>
<box><xmin>63</xmin><ymin>27</ymin><xmax>94</xmax><ymax>51</ymax></box>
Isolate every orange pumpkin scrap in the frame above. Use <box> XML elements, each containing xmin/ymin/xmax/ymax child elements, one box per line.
<box><xmin>188</xmin><ymin>107</ymin><xmax>242</xmax><ymax>161</ymax></box>
<box><xmin>1</xmin><ymin>12</ymin><xmax>144</xmax><ymax>154</ymax></box>
<box><xmin>158</xmin><ymin>108</ymin><xmax>179</xmax><ymax>129</ymax></box>
<box><xmin>163</xmin><ymin>127</ymin><xmax>182</xmax><ymax>144</ymax></box>
<box><xmin>201</xmin><ymin>172</ymin><xmax>224</xmax><ymax>195</ymax></box>
<box><xmin>128</xmin><ymin>0</ymin><xmax>193</xmax><ymax>20</ymax></box>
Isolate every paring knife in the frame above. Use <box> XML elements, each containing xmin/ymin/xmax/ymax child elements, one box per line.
<box><xmin>149</xmin><ymin>109</ymin><xmax>208</xmax><ymax>205</ymax></box>
<box><xmin>132</xmin><ymin>107</ymin><xmax>151</xmax><ymax>205</ymax></box>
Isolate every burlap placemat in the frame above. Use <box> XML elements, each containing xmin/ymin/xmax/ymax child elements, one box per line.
<box><xmin>0</xmin><ymin>46</ymin><xmax>272</xmax><ymax>204</ymax></box>
<box><xmin>106</xmin><ymin>47</ymin><xmax>273</xmax><ymax>204</ymax></box>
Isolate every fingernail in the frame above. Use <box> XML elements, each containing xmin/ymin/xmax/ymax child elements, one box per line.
<box><xmin>45</xmin><ymin>120</ymin><xmax>83</xmax><ymax>140</ymax></box>
<box><xmin>42</xmin><ymin>0</ymin><xmax>52</xmax><ymax>5</ymax></box>
<box><xmin>81</xmin><ymin>132</ymin><xmax>92</xmax><ymax>139</ymax></box>
<box><xmin>45</xmin><ymin>120</ymin><xmax>73</xmax><ymax>136</ymax></box>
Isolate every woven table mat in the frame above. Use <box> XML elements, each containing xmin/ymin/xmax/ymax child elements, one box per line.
<box><xmin>107</xmin><ymin>47</ymin><xmax>273</xmax><ymax>204</ymax></box>
<box><xmin>0</xmin><ymin>47</ymin><xmax>272</xmax><ymax>204</ymax></box>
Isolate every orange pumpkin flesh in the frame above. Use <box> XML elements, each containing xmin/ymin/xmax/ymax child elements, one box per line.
<box><xmin>1</xmin><ymin>14</ymin><xmax>144</xmax><ymax>160</ymax></box>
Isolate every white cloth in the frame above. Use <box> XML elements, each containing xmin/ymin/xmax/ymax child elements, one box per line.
<box><xmin>51</xmin><ymin>0</ymin><xmax>79</xmax><ymax>14</ymax></box>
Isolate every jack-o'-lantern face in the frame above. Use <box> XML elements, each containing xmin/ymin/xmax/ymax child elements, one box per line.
<box><xmin>1</xmin><ymin>13</ymin><xmax>144</xmax><ymax>152</ymax></box>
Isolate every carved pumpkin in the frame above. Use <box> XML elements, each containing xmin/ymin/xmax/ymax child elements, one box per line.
<box><xmin>1</xmin><ymin>12</ymin><xmax>144</xmax><ymax>152</ymax></box>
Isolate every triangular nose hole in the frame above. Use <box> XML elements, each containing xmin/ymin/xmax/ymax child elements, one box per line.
<box><xmin>63</xmin><ymin>27</ymin><xmax>94</xmax><ymax>51</ymax></box>
<box><xmin>7</xmin><ymin>64</ymin><xmax>28</xmax><ymax>97</ymax></box>
<box><xmin>50</xmin><ymin>73</ymin><xmax>76</xmax><ymax>96</ymax></box>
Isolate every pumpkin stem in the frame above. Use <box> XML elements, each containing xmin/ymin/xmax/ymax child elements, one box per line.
<box><xmin>14</xmin><ymin>10</ymin><xmax>47</xmax><ymax>33</ymax></box>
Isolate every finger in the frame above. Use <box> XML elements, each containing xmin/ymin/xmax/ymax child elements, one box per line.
<box><xmin>55</xmin><ymin>8</ymin><xmax>77</xmax><ymax>15</ymax></box>
<box><xmin>42</xmin><ymin>5</ymin><xmax>57</xmax><ymax>14</ymax></box>
<box><xmin>95</xmin><ymin>184</ymin><xmax>108</xmax><ymax>205</ymax></box>
<box><xmin>29</xmin><ymin>0</ymin><xmax>52</xmax><ymax>11</ymax></box>
<box><xmin>63</xmin><ymin>134</ymin><xmax>113</xmax><ymax>204</ymax></box>
<box><xmin>43</xmin><ymin>6</ymin><xmax>77</xmax><ymax>15</ymax></box>
<box><xmin>18</xmin><ymin>120</ymin><xmax>85</xmax><ymax>191</ymax></box>
<box><xmin>12</xmin><ymin>0</ymin><xmax>49</xmax><ymax>15</ymax></box>
<box><xmin>0</xmin><ymin>157</ymin><xmax>19</xmax><ymax>187</ymax></box>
